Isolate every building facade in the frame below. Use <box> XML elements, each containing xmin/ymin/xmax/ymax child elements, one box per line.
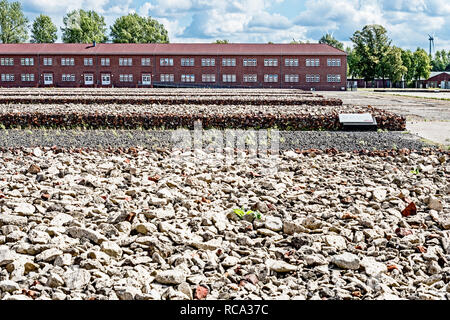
<box><xmin>0</xmin><ymin>43</ymin><xmax>347</xmax><ymax>90</ymax></box>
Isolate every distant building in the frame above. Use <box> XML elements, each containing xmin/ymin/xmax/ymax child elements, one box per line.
<box><xmin>0</xmin><ymin>43</ymin><xmax>347</xmax><ymax>90</ymax></box>
<box><xmin>424</xmin><ymin>71</ymin><xmax>450</xmax><ymax>88</ymax></box>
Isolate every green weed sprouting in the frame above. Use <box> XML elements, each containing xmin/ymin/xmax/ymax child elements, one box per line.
<box><xmin>410</xmin><ymin>168</ymin><xmax>420</xmax><ymax>175</ymax></box>
<box><xmin>233</xmin><ymin>208</ymin><xmax>262</xmax><ymax>220</ymax></box>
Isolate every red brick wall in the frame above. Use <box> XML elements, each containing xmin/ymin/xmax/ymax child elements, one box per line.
<box><xmin>0</xmin><ymin>53</ymin><xmax>347</xmax><ymax>90</ymax></box>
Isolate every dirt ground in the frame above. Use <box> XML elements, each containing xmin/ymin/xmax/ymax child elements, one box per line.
<box><xmin>319</xmin><ymin>90</ymin><xmax>450</xmax><ymax>147</ymax></box>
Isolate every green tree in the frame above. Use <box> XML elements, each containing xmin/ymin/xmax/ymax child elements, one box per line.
<box><xmin>110</xmin><ymin>13</ymin><xmax>169</xmax><ymax>43</ymax></box>
<box><xmin>346</xmin><ymin>47</ymin><xmax>360</xmax><ymax>79</ymax></box>
<box><xmin>350</xmin><ymin>24</ymin><xmax>392</xmax><ymax>83</ymax></box>
<box><xmin>319</xmin><ymin>33</ymin><xmax>344</xmax><ymax>50</ymax></box>
<box><xmin>401</xmin><ymin>49</ymin><xmax>415</xmax><ymax>85</ymax></box>
<box><xmin>214</xmin><ymin>39</ymin><xmax>229</xmax><ymax>44</ymax></box>
<box><xmin>61</xmin><ymin>9</ymin><xmax>107</xmax><ymax>43</ymax></box>
<box><xmin>431</xmin><ymin>49</ymin><xmax>449</xmax><ymax>71</ymax></box>
<box><xmin>31</xmin><ymin>14</ymin><xmax>57</xmax><ymax>43</ymax></box>
<box><xmin>382</xmin><ymin>46</ymin><xmax>407</xmax><ymax>87</ymax></box>
<box><xmin>0</xmin><ymin>0</ymin><xmax>28</xmax><ymax>43</ymax></box>
<box><xmin>412</xmin><ymin>48</ymin><xmax>432</xmax><ymax>85</ymax></box>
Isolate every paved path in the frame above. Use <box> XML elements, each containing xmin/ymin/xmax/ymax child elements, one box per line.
<box><xmin>319</xmin><ymin>91</ymin><xmax>450</xmax><ymax>147</ymax></box>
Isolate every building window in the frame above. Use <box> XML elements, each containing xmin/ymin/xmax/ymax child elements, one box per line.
<box><xmin>222</xmin><ymin>74</ymin><xmax>236</xmax><ymax>82</ymax></box>
<box><xmin>160</xmin><ymin>58</ymin><xmax>174</xmax><ymax>66</ymax></box>
<box><xmin>43</xmin><ymin>57</ymin><xmax>52</xmax><ymax>66</ymax></box>
<box><xmin>61</xmin><ymin>58</ymin><xmax>75</xmax><ymax>66</ymax></box>
<box><xmin>141</xmin><ymin>58</ymin><xmax>151</xmax><ymax>66</ymax></box>
<box><xmin>264</xmin><ymin>59</ymin><xmax>278</xmax><ymax>67</ymax></box>
<box><xmin>243</xmin><ymin>58</ymin><xmax>257</xmax><ymax>67</ymax></box>
<box><xmin>119</xmin><ymin>74</ymin><xmax>133</xmax><ymax>82</ymax></box>
<box><xmin>101</xmin><ymin>58</ymin><xmax>110</xmax><ymax>66</ymax></box>
<box><xmin>202</xmin><ymin>74</ymin><xmax>215</xmax><ymax>82</ymax></box>
<box><xmin>142</xmin><ymin>74</ymin><xmax>151</xmax><ymax>85</ymax></box>
<box><xmin>201</xmin><ymin>58</ymin><xmax>215</xmax><ymax>66</ymax></box>
<box><xmin>0</xmin><ymin>58</ymin><xmax>14</xmax><ymax>66</ymax></box>
<box><xmin>243</xmin><ymin>74</ymin><xmax>257</xmax><ymax>82</ymax></box>
<box><xmin>327</xmin><ymin>74</ymin><xmax>341</xmax><ymax>82</ymax></box>
<box><xmin>21</xmin><ymin>74</ymin><xmax>35</xmax><ymax>82</ymax></box>
<box><xmin>306</xmin><ymin>58</ymin><xmax>320</xmax><ymax>67</ymax></box>
<box><xmin>327</xmin><ymin>58</ymin><xmax>341</xmax><ymax>67</ymax></box>
<box><xmin>20</xmin><ymin>58</ymin><xmax>34</xmax><ymax>66</ymax></box>
<box><xmin>222</xmin><ymin>58</ymin><xmax>236</xmax><ymax>67</ymax></box>
<box><xmin>119</xmin><ymin>58</ymin><xmax>132</xmax><ymax>66</ymax></box>
<box><xmin>1</xmin><ymin>74</ymin><xmax>14</xmax><ymax>81</ymax></box>
<box><xmin>62</xmin><ymin>74</ymin><xmax>75</xmax><ymax>82</ymax></box>
<box><xmin>285</xmin><ymin>58</ymin><xmax>298</xmax><ymax>67</ymax></box>
<box><xmin>181</xmin><ymin>74</ymin><xmax>195</xmax><ymax>82</ymax></box>
<box><xmin>306</xmin><ymin>74</ymin><xmax>320</xmax><ymax>82</ymax></box>
<box><xmin>84</xmin><ymin>58</ymin><xmax>93</xmax><ymax>66</ymax></box>
<box><xmin>264</xmin><ymin>74</ymin><xmax>278</xmax><ymax>82</ymax></box>
<box><xmin>181</xmin><ymin>58</ymin><xmax>195</xmax><ymax>66</ymax></box>
<box><xmin>285</xmin><ymin>74</ymin><xmax>299</xmax><ymax>82</ymax></box>
<box><xmin>160</xmin><ymin>74</ymin><xmax>174</xmax><ymax>82</ymax></box>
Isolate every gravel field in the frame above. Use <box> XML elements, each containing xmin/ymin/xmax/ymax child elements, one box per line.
<box><xmin>0</xmin><ymin>147</ymin><xmax>448</xmax><ymax>300</ymax></box>
<box><xmin>0</xmin><ymin>129</ymin><xmax>433</xmax><ymax>151</ymax></box>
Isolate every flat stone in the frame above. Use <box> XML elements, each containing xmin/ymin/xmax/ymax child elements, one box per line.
<box><xmin>0</xmin><ymin>214</ymin><xmax>28</xmax><ymax>226</ymax></box>
<box><xmin>266</xmin><ymin>259</ymin><xmax>297</xmax><ymax>272</ymax></box>
<box><xmin>427</xmin><ymin>196</ymin><xmax>443</xmax><ymax>212</ymax></box>
<box><xmin>14</xmin><ymin>203</ymin><xmax>36</xmax><ymax>215</ymax></box>
<box><xmin>360</xmin><ymin>257</ymin><xmax>387</xmax><ymax>276</ymax></box>
<box><xmin>304</xmin><ymin>254</ymin><xmax>328</xmax><ymax>266</ymax></box>
<box><xmin>63</xmin><ymin>267</ymin><xmax>91</xmax><ymax>290</ymax></box>
<box><xmin>36</xmin><ymin>248</ymin><xmax>63</xmax><ymax>262</ymax></box>
<box><xmin>0</xmin><ymin>245</ymin><xmax>16</xmax><ymax>266</ymax></box>
<box><xmin>28</xmin><ymin>229</ymin><xmax>51</xmax><ymax>244</ymax></box>
<box><xmin>372</xmin><ymin>188</ymin><xmax>387</xmax><ymax>202</ymax></box>
<box><xmin>155</xmin><ymin>269</ymin><xmax>186</xmax><ymax>285</ymax></box>
<box><xmin>0</xmin><ymin>280</ymin><xmax>20</xmax><ymax>293</ymax></box>
<box><xmin>50</xmin><ymin>213</ymin><xmax>73</xmax><ymax>226</ymax></box>
<box><xmin>331</xmin><ymin>252</ymin><xmax>360</xmax><ymax>270</ymax></box>
<box><xmin>264</xmin><ymin>216</ymin><xmax>283</xmax><ymax>232</ymax></box>
<box><xmin>283</xmin><ymin>220</ymin><xmax>308</xmax><ymax>235</ymax></box>
<box><xmin>135</xmin><ymin>223</ymin><xmax>157</xmax><ymax>235</ymax></box>
<box><xmin>222</xmin><ymin>256</ymin><xmax>240</xmax><ymax>268</ymax></box>
<box><xmin>324</xmin><ymin>235</ymin><xmax>347</xmax><ymax>250</ymax></box>
<box><xmin>47</xmin><ymin>273</ymin><xmax>65</xmax><ymax>288</ymax></box>
<box><xmin>67</xmin><ymin>227</ymin><xmax>107</xmax><ymax>244</ymax></box>
<box><xmin>190</xmin><ymin>239</ymin><xmax>222</xmax><ymax>251</ymax></box>
<box><xmin>101</xmin><ymin>241</ymin><xmax>123</xmax><ymax>258</ymax></box>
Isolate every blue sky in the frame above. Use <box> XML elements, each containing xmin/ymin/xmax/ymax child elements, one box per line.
<box><xmin>20</xmin><ymin>0</ymin><xmax>450</xmax><ymax>51</ymax></box>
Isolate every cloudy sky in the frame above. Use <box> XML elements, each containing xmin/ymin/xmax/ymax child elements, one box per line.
<box><xmin>21</xmin><ymin>0</ymin><xmax>450</xmax><ymax>51</ymax></box>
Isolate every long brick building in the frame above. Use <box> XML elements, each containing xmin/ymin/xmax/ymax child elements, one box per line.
<box><xmin>0</xmin><ymin>43</ymin><xmax>347</xmax><ymax>90</ymax></box>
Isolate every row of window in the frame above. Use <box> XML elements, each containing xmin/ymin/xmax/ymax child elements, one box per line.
<box><xmin>0</xmin><ymin>73</ymin><xmax>342</xmax><ymax>83</ymax></box>
<box><xmin>160</xmin><ymin>74</ymin><xmax>341</xmax><ymax>83</ymax></box>
<box><xmin>0</xmin><ymin>57</ymin><xmax>342</xmax><ymax>67</ymax></box>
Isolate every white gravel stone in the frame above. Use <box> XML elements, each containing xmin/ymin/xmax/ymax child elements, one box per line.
<box><xmin>0</xmin><ymin>245</ymin><xmax>16</xmax><ymax>266</ymax></box>
<box><xmin>101</xmin><ymin>241</ymin><xmax>123</xmax><ymax>258</ymax></box>
<box><xmin>324</xmin><ymin>235</ymin><xmax>347</xmax><ymax>250</ymax></box>
<box><xmin>264</xmin><ymin>216</ymin><xmax>283</xmax><ymax>232</ymax></box>
<box><xmin>331</xmin><ymin>253</ymin><xmax>360</xmax><ymax>270</ymax></box>
<box><xmin>47</xmin><ymin>273</ymin><xmax>65</xmax><ymax>288</ymax></box>
<box><xmin>155</xmin><ymin>269</ymin><xmax>186</xmax><ymax>285</ymax></box>
<box><xmin>14</xmin><ymin>203</ymin><xmax>35</xmax><ymax>216</ymax></box>
<box><xmin>360</xmin><ymin>257</ymin><xmax>388</xmax><ymax>277</ymax></box>
<box><xmin>0</xmin><ymin>280</ymin><xmax>20</xmax><ymax>293</ymax></box>
<box><xmin>36</xmin><ymin>248</ymin><xmax>63</xmax><ymax>262</ymax></box>
<box><xmin>63</xmin><ymin>267</ymin><xmax>91</xmax><ymax>290</ymax></box>
<box><xmin>266</xmin><ymin>259</ymin><xmax>297</xmax><ymax>272</ymax></box>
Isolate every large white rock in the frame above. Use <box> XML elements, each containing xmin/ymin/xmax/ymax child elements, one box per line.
<box><xmin>372</xmin><ymin>188</ymin><xmax>387</xmax><ymax>202</ymax></box>
<box><xmin>360</xmin><ymin>257</ymin><xmax>388</xmax><ymax>277</ymax></box>
<box><xmin>0</xmin><ymin>280</ymin><xmax>20</xmax><ymax>293</ymax></box>
<box><xmin>331</xmin><ymin>253</ymin><xmax>360</xmax><ymax>270</ymax></box>
<box><xmin>36</xmin><ymin>248</ymin><xmax>63</xmax><ymax>262</ymax></box>
<box><xmin>0</xmin><ymin>214</ymin><xmax>28</xmax><ymax>227</ymax></box>
<box><xmin>324</xmin><ymin>235</ymin><xmax>347</xmax><ymax>250</ymax></box>
<box><xmin>264</xmin><ymin>216</ymin><xmax>283</xmax><ymax>232</ymax></box>
<box><xmin>155</xmin><ymin>269</ymin><xmax>186</xmax><ymax>285</ymax></box>
<box><xmin>50</xmin><ymin>213</ymin><xmax>74</xmax><ymax>226</ymax></box>
<box><xmin>101</xmin><ymin>241</ymin><xmax>123</xmax><ymax>258</ymax></box>
<box><xmin>266</xmin><ymin>259</ymin><xmax>297</xmax><ymax>272</ymax></box>
<box><xmin>67</xmin><ymin>227</ymin><xmax>107</xmax><ymax>244</ymax></box>
<box><xmin>63</xmin><ymin>267</ymin><xmax>91</xmax><ymax>290</ymax></box>
<box><xmin>0</xmin><ymin>245</ymin><xmax>16</xmax><ymax>266</ymax></box>
<box><xmin>14</xmin><ymin>203</ymin><xmax>36</xmax><ymax>216</ymax></box>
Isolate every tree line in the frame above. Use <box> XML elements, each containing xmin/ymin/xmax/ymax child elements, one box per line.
<box><xmin>0</xmin><ymin>0</ymin><xmax>169</xmax><ymax>44</ymax></box>
<box><xmin>1</xmin><ymin>0</ymin><xmax>448</xmax><ymax>87</ymax></box>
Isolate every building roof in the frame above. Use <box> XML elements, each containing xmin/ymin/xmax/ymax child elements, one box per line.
<box><xmin>0</xmin><ymin>43</ymin><xmax>347</xmax><ymax>56</ymax></box>
<box><xmin>427</xmin><ymin>71</ymin><xmax>450</xmax><ymax>80</ymax></box>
